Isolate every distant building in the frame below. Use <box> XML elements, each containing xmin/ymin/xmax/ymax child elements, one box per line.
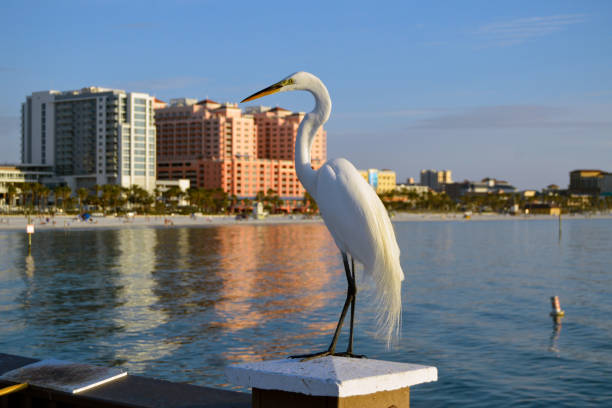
<box><xmin>445</xmin><ymin>178</ymin><xmax>517</xmax><ymax>199</ymax></box>
<box><xmin>358</xmin><ymin>169</ymin><xmax>397</xmax><ymax>194</ymax></box>
<box><xmin>601</xmin><ymin>174</ymin><xmax>612</xmax><ymax>196</ymax></box>
<box><xmin>21</xmin><ymin>87</ymin><xmax>157</xmax><ymax>192</ymax></box>
<box><xmin>155</xmin><ymin>100</ymin><xmax>326</xmax><ymax>212</ymax></box>
<box><xmin>479</xmin><ymin>178</ymin><xmax>516</xmax><ymax>194</ymax></box>
<box><xmin>522</xmin><ymin>190</ymin><xmax>537</xmax><ymax>198</ymax></box>
<box><xmin>569</xmin><ymin>169</ymin><xmax>608</xmax><ymax>195</ymax></box>
<box><xmin>153</xmin><ymin>98</ymin><xmax>168</xmax><ymax>110</ymax></box>
<box><xmin>155</xmin><ymin>178</ymin><xmax>190</xmax><ymax>192</ymax></box>
<box><xmin>542</xmin><ymin>184</ymin><xmax>561</xmax><ymax>195</ymax></box>
<box><xmin>395</xmin><ymin>184</ymin><xmax>430</xmax><ymax>195</ymax></box>
<box><xmin>420</xmin><ymin>169</ymin><xmax>452</xmax><ymax>192</ymax></box>
<box><xmin>0</xmin><ymin>164</ymin><xmax>54</xmax><ymax>207</ymax></box>
<box><xmin>156</xmin><ymin>179</ymin><xmax>190</xmax><ymax>206</ymax></box>
<box><xmin>524</xmin><ymin>203</ymin><xmax>561</xmax><ymax>216</ymax></box>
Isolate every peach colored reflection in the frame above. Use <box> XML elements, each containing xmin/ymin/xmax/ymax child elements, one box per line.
<box><xmin>212</xmin><ymin>224</ymin><xmax>341</xmax><ymax>333</ymax></box>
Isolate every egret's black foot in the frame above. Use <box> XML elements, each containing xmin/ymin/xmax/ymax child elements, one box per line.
<box><xmin>290</xmin><ymin>351</ymin><xmax>366</xmax><ymax>362</ymax></box>
<box><xmin>290</xmin><ymin>351</ymin><xmax>332</xmax><ymax>361</ymax></box>
<box><xmin>334</xmin><ymin>351</ymin><xmax>366</xmax><ymax>359</ymax></box>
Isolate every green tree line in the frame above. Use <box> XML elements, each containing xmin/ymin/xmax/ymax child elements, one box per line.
<box><xmin>0</xmin><ymin>183</ymin><xmax>318</xmax><ymax>215</ymax></box>
<box><xmin>379</xmin><ymin>189</ymin><xmax>612</xmax><ymax>214</ymax></box>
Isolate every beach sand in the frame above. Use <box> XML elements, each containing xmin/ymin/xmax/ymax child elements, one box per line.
<box><xmin>0</xmin><ymin>212</ymin><xmax>610</xmax><ymax>232</ymax></box>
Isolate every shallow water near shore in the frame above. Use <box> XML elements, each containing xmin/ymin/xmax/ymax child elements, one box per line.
<box><xmin>1</xmin><ymin>219</ymin><xmax>611</xmax><ymax>406</ymax></box>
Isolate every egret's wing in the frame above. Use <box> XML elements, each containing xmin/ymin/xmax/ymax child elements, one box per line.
<box><xmin>315</xmin><ymin>159</ymin><xmax>382</xmax><ymax>265</ymax></box>
<box><xmin>315</xmin><ymin>159</ymin><xmax>400</xmax><ymax>272</ymax></box>
<box><xmin>315</xmin><ymin>158</ymin><xmax>403</xmax><ymax>345</ymax></box>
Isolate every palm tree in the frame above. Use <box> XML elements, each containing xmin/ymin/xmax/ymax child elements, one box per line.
<box><xmin>127</xmin><ymin>185</ymin><xmax>138</xmax><ymax>210</ymax></box>
<box><xmin>140</xmin><ymin>192</ymin><xmax>154</xmax><ymax>213</ymax></box>
<box><xmin>163</xmin><ymin>186</ymin><xmax>182</xmax><ymax>212</ymax></box>
<box><xmin>153</xmin><ymin>187</ymin><xmax>161</xmax><ymax>202</ymax></box>
<box><xmin>101</xmin><ymin>185</ymin><xmax>111</xmax><ymax>214</ymax></box>
<box><xmin>5</xmin><ymin>183</ymin><xmax>17</xmax><ymax>213</ymax></box>
<box><xmin>93</xmin><ymin>184</ymin><xmax>102</xmax><ymax>201</ymax></box>
<box><xmin>76</xmin><ymin>188</ymin><xmax>89</xmax><ymax>214</ymax></box>
<box><xmin>212</xmin><ymin>188</ymin><xmax>229</xmax><ymax>213</ymax></box>
<box><xmin>38</xmin><ymin>185</ymin><xmax>51</xmax><ymax>214</ymax></box>
<box><xmin>24</xmin><ymin>183</ymin><xmax>35</xmax><ymax>212</ymax></box>
<box><xmin>101</xmin><ymin>184</ymin><xmax>123</xmax><ymax>214</ymax></box>
<box><xmin>266</xmin><ymin>189</ymin><xmax>282</xmax><ymax>213</ymax></box>
<box><xmin>229</xmin><ymin>194</ymin><xmax>238</xmax><ymax>213</ymax></box>
<box><xmin>303</xmin><ymin>191</ymin><xmax>318</xmax><ymax>213</ymax></box>
<box><xmin>187</xmin><ymin>187</ymin><xmax>204</xmax><ymax>212</ymax></box>
<box><xmin>54</xmin><ymin>185</ymin><xmax>72</xmax><ymax>213</ymax></box>
<box><xmin>30</xmin><ymin>183</ymin><xmax>45</xmax><ymax>214</ymax></box>
<box><xmin>133</xmin><ymin>186</ymin><xmax>150</xmax><ymax>213</ymax></box>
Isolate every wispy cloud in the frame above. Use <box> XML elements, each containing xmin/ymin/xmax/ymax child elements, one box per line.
<box><xmin>584</xmin><ymin>90</ymin><xmax>612</xmax><ymax>98</ymax></box>
<box><xmin>111</xmin><ymin>76</ymin><xmax>208</xmax><ymax>92</ymax></box>
<box><xmin>408</xmin><ymin>105</ymin><xmax>612</xmax><ymax>130</ymax></box>
<box><xmin>476</xmin><ymin>14</ymin><xmax>587</xmax><ymax>46</ymax></box>
<box><xmin>336</xmin><ymin>109</ymin><xmax>442</xmax><ymax>120</ymax></box>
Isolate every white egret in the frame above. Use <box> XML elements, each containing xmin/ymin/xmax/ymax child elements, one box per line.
<box><xmin>242</xmin><ymin>72</ymin><xmax>404</xmax><ymax>359</ymax></box>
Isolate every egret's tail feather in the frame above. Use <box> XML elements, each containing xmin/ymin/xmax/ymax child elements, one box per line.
<box><xmin>369</xmin><ymin>206</ymin><xmax>404</xmax><ymax>347</ymax></box>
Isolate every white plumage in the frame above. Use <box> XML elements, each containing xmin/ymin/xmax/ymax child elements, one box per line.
<box><xmin>242</xmin><ymin>71</ymin><xmax>404</xmax><ymax>353</ymax></box>
<box><xmin>315</xmin><ymin>158</ymin><xmax>404</xmax><ymax>344</ymax></box>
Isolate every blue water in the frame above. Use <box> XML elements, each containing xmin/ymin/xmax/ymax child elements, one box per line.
<box><xmin>1</xmin><ymin>219</ymin><xmax>611</xmax><ymax>406</ymax></box>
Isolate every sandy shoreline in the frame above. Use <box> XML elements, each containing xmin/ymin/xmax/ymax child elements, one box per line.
<box><xmin>0</xmin><ymin>212</ymin><xmax>610</xmax><ymax>232</ymax></box>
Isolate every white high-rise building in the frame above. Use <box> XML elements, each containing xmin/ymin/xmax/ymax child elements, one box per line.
<box><xmin>21</xmin><ymin>87</ymin><xmax>157</xmax><ymax>192</ymax></box>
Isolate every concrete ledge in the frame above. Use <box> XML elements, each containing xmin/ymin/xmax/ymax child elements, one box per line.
<box><xmin>225</xmin><ymin>356</ymin><xmax>437</xmax><ymax>398</ymax></box>
<box><xmin>1</xmin><ymin>353</ymin><xmax>250</xmax><ymax>408</ymax></box>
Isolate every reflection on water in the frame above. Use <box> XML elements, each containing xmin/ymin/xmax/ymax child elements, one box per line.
<box><xmin>24</xmin><ymin>255</ymin><xmax>35</xmax><ymax>279</ymax></box>
<box><xmin>549</xmin><ymin>318</ymin><xmax>562</xmax><ymax>355</ymax></box>
<box><xmin>1</xmin><ymin>219</ymin><xmax>612</xmax><ymax>406</ymax></box>
<box><xmin>0</xmin><ymin>225</ymin><xmax>345</xmax><ymax>382</ymax></box>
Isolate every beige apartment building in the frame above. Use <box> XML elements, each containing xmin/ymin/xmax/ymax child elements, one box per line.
<box><xmin>359</xmin><ymin>168</ymin><xmax>397</xmax><ymax>194</ymax></box>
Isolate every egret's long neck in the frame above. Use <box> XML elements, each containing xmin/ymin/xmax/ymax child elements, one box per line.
<box><xmin>295</xmin><ymin>79</ymin><xmax>331</xmax><ymax>195</ymax></box>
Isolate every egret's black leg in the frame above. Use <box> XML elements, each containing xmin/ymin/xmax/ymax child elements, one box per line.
<box><xmin>335</xmin><ymin>256</ymin><xmax>364</xmax><ymax>359</ymax></box>
<box><xmin>347</xmin><ymin>257</ymin><xmax>356</xmax><ymax>353</ymax></box>
<box><xmin>291</xmin><ymin>251</ymin><xmax>358</xmax><ymax>361</ymax></box>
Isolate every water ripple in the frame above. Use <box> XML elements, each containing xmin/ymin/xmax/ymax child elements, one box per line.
<box><xmin>0</xmin><ymin>219</ymin><xmax>611</xmax><ymax>405</ymax></box>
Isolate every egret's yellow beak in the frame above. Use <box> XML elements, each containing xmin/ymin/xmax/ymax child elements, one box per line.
<box><xmin>241</xmin><ymin>78</ymin><xmax>294</xmax><ymax>103</ymax></box>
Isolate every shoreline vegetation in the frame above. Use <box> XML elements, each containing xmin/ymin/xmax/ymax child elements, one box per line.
<box><xmin>1</xmin><ymin>212</ymin><xmax>611</xmax><ymax>232</ymax></box>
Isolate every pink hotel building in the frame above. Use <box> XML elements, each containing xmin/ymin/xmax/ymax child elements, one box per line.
<box><xmin>154</xmin><ymin>99</ymin><xmax>326</xmax><ymax>211</ymax></box>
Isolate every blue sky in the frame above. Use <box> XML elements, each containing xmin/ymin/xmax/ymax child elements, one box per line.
<box><xmin>1</xmin><ymin>0</ymin><xmax>610</xmax><ymax>189</ymax></box>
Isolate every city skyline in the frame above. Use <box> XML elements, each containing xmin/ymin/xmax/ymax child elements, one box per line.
<box><xmin>1</xmin><ymin>1</ymin><xmax>611</xmax><ymax>190</ymax></box>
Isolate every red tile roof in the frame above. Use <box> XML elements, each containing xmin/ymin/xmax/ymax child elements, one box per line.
<box><xmin>196</xmin><ymin>99</ymin><xmax>220</xmax><ymax>105</ymax></box>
